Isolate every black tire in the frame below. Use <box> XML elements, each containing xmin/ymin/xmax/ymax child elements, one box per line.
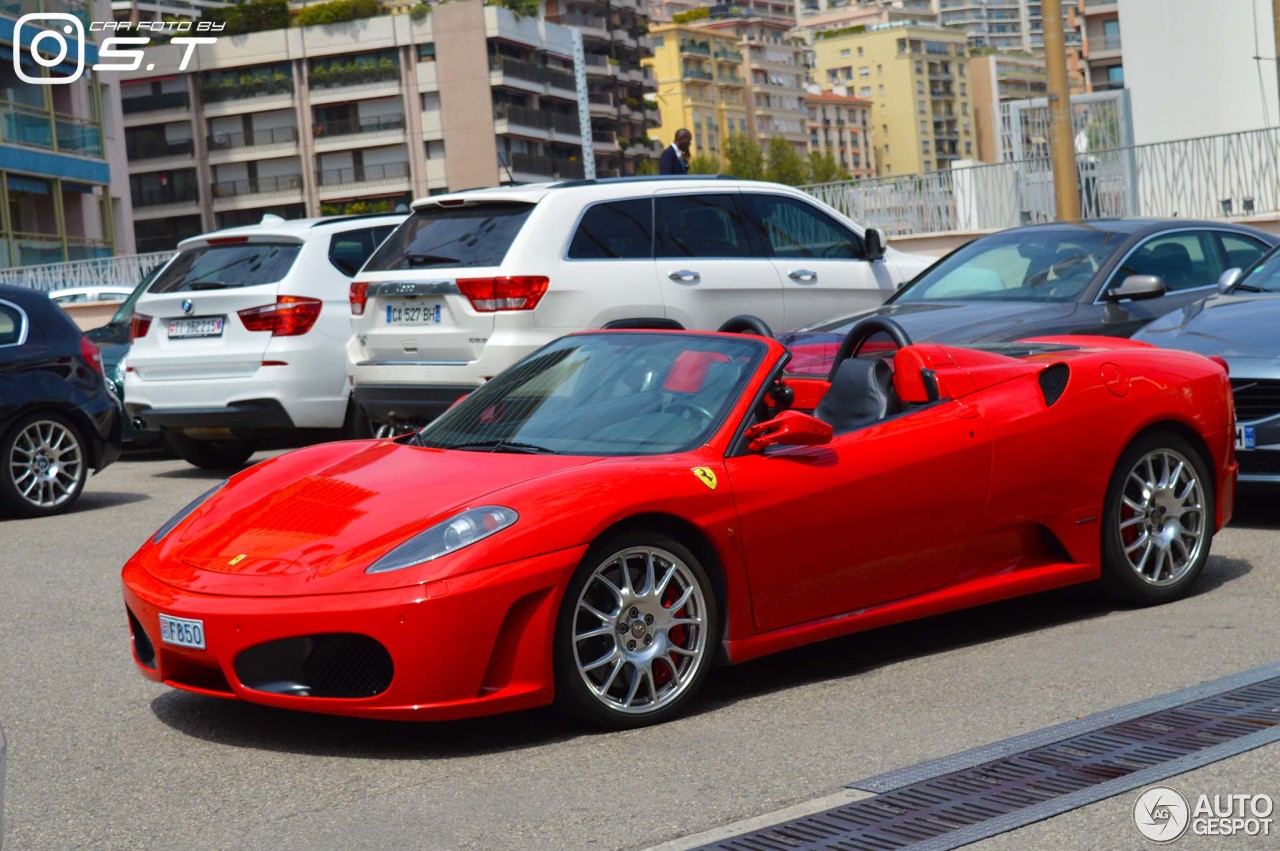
<box><xmin>554</xmin><ymin>531</ymin><xmax>718</xmax><ymax>729</ymax></box>
<box><xmin>164</xmin><ymin>432</ymin><xmax>256</xmax><ymax>471</ymax></box>
<box><xmin>0</xmin><ymin>412</ymin><xmax>89</xmax><ymax>517</ymax></box>
<box><xmin>1101</xmin><ymin>431</ymin><xmax>1215</xmax><ymax>605</ymax></box>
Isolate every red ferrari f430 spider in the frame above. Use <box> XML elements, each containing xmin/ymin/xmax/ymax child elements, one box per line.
<box><xmin>122</xmin><ymin>317</ymin><xmax>1236</xmax><ymax>728</ymax></box>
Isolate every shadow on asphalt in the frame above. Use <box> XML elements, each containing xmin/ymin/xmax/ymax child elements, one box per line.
<box><xmin>150</xmin><ymin>466</ymin><xmax>242</xmax><ymax>480</ymax></box>
<box><xmin>74</xmin><ymin>490</ymin><xmax>151</xmax><ymax>511</ymax></box>
<box><xmin>147</xmin><ymin>556</ymin><xmax>1253</xmax><ymax>756</ymax></box>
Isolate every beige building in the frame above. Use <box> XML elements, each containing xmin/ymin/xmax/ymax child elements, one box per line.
<box><xmin>702</xmin><ymin>17</ymin><xmax>810</xmax><ymax>151</ymax></box>
<box><xmin>118</xmin><ymin>1</ymin><xmax>656</xmax><ymax>252</ymax></box>
<box><xmin>796</xmin><ymin>1</ymin><xmax>936</xmax><ymax>43</ymax></box>
<box><xmin>646</xmin><ymin>24</ymin><xmax>748</xmax><ymax>162</ymax></box>
<box><xmin>813</xmin><ymin>22</ymin><xmax>973</xmax><ymax>176</ymax></box>
<box><xmin>805</xmin><ymin>87</ymin><xmax>874</xmax><ymax>179</ymax></box>
<box><xmin>967</xmin><ymin>52</ymin><xmax>1048</xmax><ymax>162</ymax></box>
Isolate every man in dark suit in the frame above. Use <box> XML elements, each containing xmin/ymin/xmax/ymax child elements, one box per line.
<box><xmin>659</xmin><ymin>129</ymin><xmax>692</xmax><ymax>175</ymax></box>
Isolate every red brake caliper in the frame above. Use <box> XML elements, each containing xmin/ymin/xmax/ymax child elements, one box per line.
<box><xmin>654</xmin><ymin>584</ymin><xmax>686</xmax><ymax>687</ymax></box>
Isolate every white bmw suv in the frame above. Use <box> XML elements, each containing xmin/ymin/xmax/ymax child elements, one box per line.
<box><xmin>125</xmin><ymin>214</ymin><xmax>405</xmax><ymax>468</ymax></box>
<box><xmin>348</xmin><ymin>176</ymin><xmax>931</xmax><ymax>431</ymax></box>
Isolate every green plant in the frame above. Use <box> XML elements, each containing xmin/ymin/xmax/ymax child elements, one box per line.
<box><xmin>687</xmin><ymin>153</ymin><xmax>720</xmax><ymax>175</ymax></box>
<box><xmin>483</xmin><ymin>0</ymin><xmax>538</xmax><ymax>17</ymax></box>
<box><xmin>296</xmin><ymin>0</ymin><xmax>382</xmax><ymax>27</ymax></box>
<box><xmin>806</xmin><ymin>150</ymin><xmax>846</xmax><ymax>184</ymax></box>
<box><xmin>671</xmin><ymin>7</ymin><xmax>709</xmax><ymax>23</ymax></box>
<box><xmin>311</xmin><ymin>64</ymin><xmax>330</xmax><ymax>87</ymax></box>
<box><xmin>765</xmin><ymin>135</ymin><xmax>807</xmax><ymax>185</ymax></box>
<box><xmin>723</xmin><ymin>134</ymin><xmax>763</xmax><ymax>180</ymax></box>
<box><xmin>635</xmin><ymin>158</ymin><xmax>659</xmax><ymax>175</ymax></box>
<box><xmin>205</xmin><ymin>0</ymin><xmax>289</xmax><ymax>35</ymax></box>
<box><xmin>410</xmin><ymin>1</ymin><xmax>429</xmax><ymax>19</ymax></box>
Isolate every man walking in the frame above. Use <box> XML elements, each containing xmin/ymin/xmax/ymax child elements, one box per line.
<box><xmin>659</xmin><ymin>129</ymin><xmax>691</xmax><ymax>175</ymax></box>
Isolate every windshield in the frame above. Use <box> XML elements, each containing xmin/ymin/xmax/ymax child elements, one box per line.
<box><xmin>1233</xmin><ymin>247</ymin><xmax>1280</xmax><ymax>292</ymax></box>
<box><xmin>363</xmin><ymin>202</ymin><xmax>534</xmax><ymax>271</ymax></box>
<box><xmin>416</xmin><ymin>333</ymin><xmax>765</xmax><ymax>456</ymax></box>
<box><xmin>109</xmin><ymin>260</ymin><xmax>171</xmax><ymax>325</ymax></box>
<box><xmin>893</xmin><ymin>229</ymin><xmax>1127</xmax><ymax>304</ymax></box>
<box><xmin>151</xmin><ymin>243</ymin><xmax>302</xmax><ymax>293</ymax></box>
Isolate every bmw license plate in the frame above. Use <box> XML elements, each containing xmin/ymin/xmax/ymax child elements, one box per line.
<box><xmin>1236</xmin><ymin>425</ymin><xmax>1255</xmax><ymax>451</ymax></box>
<box><xmin>168</xmin><ymin>317</ymin><xmax>224</xmax><ymax>338</ymax></box>
<box><xmin>385</xmin><ymin>303</ymin><xmax>442</xmax><ymax>325</ymax></box>
<box><xmin>159</xmin><ymin>614</ymin><xmax>206</xmax><ymax>649</ymax></box>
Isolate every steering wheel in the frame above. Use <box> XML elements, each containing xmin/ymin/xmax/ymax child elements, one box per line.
<box><xmin>717</xmin><ymin>315</ymin><xmax>774</xmax><ymax>338</ymax></box>
<box><xmin>667</xmin><ymin>398</ymin><xmax>715</xmax><ymax>425</ymax></box>
<box><xmin>827</xmin><ymin>316</ymin><xmax>913</xmax><ymax>382</ymax></box>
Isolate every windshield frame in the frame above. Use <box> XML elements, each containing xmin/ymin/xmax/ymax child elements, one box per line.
<box><xmin>414</xmin><ymin>331</ymin><xmax>773</xmax><ymax>458</ymax></box>
<box><xmin>1229</xmin><ymin>242</ymin><xmax>1280</xmax><ymax>294</ymax></box>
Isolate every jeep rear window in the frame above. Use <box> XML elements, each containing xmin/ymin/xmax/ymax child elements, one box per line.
<box><xmin>151</xmin><ymin>243</ymin><xmax>302</xmax><ymax>293</ymax></box>
<box><xmin>362</xmin><ymin>202</ymin><xmax>534</xmax><ymax>271</ymax></box>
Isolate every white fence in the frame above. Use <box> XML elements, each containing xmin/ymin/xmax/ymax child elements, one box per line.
<box><xmin>0</xmin><ymin>252</ymin><xmax>176</xmax><ymax>292</ymax></box>
<box><xmin>804</xmin><ymin>125</ymin><xmax>1280</xmax><ymax>237</ymax></box>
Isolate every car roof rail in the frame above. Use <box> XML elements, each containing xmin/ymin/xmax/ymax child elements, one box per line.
<box><xmin>309</xmin><ymin>213</ymin><xmax>408</xmax><ymax>227</ymax></box>
<box><xmin>550</xmin><ymin>174</ymin><xmax>747</xmax><ymax>190</ymax></box>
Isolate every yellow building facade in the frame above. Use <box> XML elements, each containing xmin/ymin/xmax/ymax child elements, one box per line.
<box><xmin>812</xmin><ymin>23</ymin><xmax>973</xmax><ymax>177</ymax></box>
<box><xmin>646</xmin><ymin>23</ymin><xmax>749</xmax><ymax>164</ymax></box>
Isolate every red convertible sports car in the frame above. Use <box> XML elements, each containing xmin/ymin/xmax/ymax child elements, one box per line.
<box><xmin>122</xmin><ymin>317</ymin><xmax>1236</xmax><ymax>728</ymax></box>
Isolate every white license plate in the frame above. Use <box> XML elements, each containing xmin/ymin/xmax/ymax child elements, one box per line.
<box><xmin>385</xmin><ymin>303</ymin><xmax>442</xmax><ymax>325</ymax></box>
<box><xmin>1236</xmin><ymin>425</ymin><xmax>1255</xmax><ymax>451</ymax></box>
<box><xmin>159</xmin><ymin>614</ymin><xmax>206</xmax><ymax>649</ymax></box>
<box><xmin>168</xmin><ymin>317</ymin><xmax>224</xmax><ymax>338</ymax></box>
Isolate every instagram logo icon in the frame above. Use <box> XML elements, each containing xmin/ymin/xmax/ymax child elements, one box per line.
<box><xmin>13</xmin><ymin>13</ymin><xmax>86</xmax><ymax>85</ymax></box>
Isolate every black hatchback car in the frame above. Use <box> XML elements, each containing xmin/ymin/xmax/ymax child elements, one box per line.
<box><xmin>782</xmin><ymin>220</ymin><xmax>1276</xmax><ymax>373</ymax></box>
<box><xmin>0</xmin><ymin>284</ymin><xmax>121</xmax><ymax>517</ymax></box>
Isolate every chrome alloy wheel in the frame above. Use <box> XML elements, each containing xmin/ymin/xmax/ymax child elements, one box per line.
<box><xmin>570</xmin><ymin>546</ymin><xmax>709</xmax><ymax>716</ymax></box>
<box><xmin>9</xmin><ymin>419</ymin><xmax>83</xmax><ymax>509</ymax></box>
<box><xmin>1117</xmin><ymin>448</ymin><xmax>1206</xmax><ymax>587</ymax></box>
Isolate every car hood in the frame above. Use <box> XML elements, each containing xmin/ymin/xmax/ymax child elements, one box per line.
<box><xmin>145</xmin><ymin>439</ymin><xmax>603</xmax><ymax>595</ymax></box>
<box><xmin>1134</xmin><ymin>293</ymin><xmax>1280</xmax><ymax>363</ymax></box>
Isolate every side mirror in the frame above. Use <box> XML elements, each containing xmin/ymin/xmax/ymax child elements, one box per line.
<box><xmin>864</xmin><ymin>227</ymin><xmax>886</xmax><ymax>261</ymax></box>
<box><xmin>743</xmin><ymin>410</ymin><xmax>833</xmax><ymax>452</ymax></box>
<box><xmin>1106</xmin><ymin>274</ymin><xmax>1166</xmax><ymax>302</ymax></box>
<box><xmin>1217</xmin><ymin>267</ymin><xmax>1242</xmax><ymax>294</ymax></box>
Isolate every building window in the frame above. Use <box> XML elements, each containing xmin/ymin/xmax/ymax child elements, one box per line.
<box><xmin>923</xmin><ymin>159</ymin><xmax>932</xmax><ymax>170</ymax></box>
<box><xmin>1107</xmin><ymin>65</ymin><xmax>1124</xmax><ymax>86</ymax></box>
<box><xmin>876</xmin><ymin>64</ymin><xmax>883</xmax><ymax>75</ymax></box>
<box><xmin>959</xmin><ymin>83</ymin><xmax>966</xmax><ymax>95</ymax></box>
<box><xmin>917</xmin><ymin>100</ymin><xmax>925</xmax><ymax>114</ymax></box>
<box><xmin>840</xmin><ymin>48</ymin><xmax>851</xmax><ymax>57</ymax></box>
<box><xmin>964</xmin><ymin>141</ymin><xmax>972</xmax><ymax>154</ymax></box>
<box><xmin>857</xmin><ymin>46</ymin><xmax>863</xmax><ymax>56</ymax></box>
<box><xmin>878</xmin><ymin>84</ymin><xmax>884</xmax><ymax>96</ymax></box>
<box><xmin>859</xmin><ymin>66</ymin><xmax>870</xmax><ymax>77</ymax></box>
<box><xmin>922</xmin><ymin>140</ymin><xmax>930</xmax><ymax>152</ymax></box>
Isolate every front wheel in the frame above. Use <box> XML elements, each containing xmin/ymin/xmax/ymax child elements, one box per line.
<box><xmin>554</xmin><ymin>533</ymin><xmax>718</xmax><ymax>728</ymax></box>
<box><xmin>164</xmin><ymin>432</ymin><xmax>255</xmax><ymax>471</ymax></box>
<box><xmin>1101</xmin><ymin>432</ymin><xmax>1214</xmax><ymax>605</ymax></box>
<box><xmin>0</xmin><ymin>413</ymin><xmax>88</xmax><ymax>517</ymax></box>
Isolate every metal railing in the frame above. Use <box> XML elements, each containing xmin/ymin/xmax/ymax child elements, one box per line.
<box><xmin>309</xmin><ymin>64</ymin><xmax>399</xmax><ymax>89</ymax></box>
<box><xmin>0</xmin><ymin>251</ymin><xmax>176</xmax><ymax>292</ymax></box>
<box><xmin>121</xmin><ymin>92</ymin><xmax>189</xmax><ymax>114</ymax></box>
<box><xmin>312</xmin><ymin>114</ymin><xmax>405</xmax><ymax>138</ymax></box>
<box><xmin>132</xmin><ymin>185</ymin><xmax>199</xmax><ymax>208</ymax></box>
<box><xmin>316</xmin><ymin>161</ymin><xmax>410</xmax><ymax>186</ymax></box>
<box><xmin>0</xmin><ymin>102</ymin><xmax>103</xmax><ymax>158</ymax></box>
<box><xmin>202</xmin><ymin>78</ymin><xmax>293</xmax><ymax>103</ymax></box>
<box><xmin>801</xmin><ymin>124</ymin><xmax>1280</xmax><ymax>237</ymax></box>
<box><xmin>208</xmin><ymin>126</ymin><xmax>298</xmax><ymax>150</ymax></box>
<box><xmin>211</xmin><ymin>174</ymin><xmax>303</xmax><ymax>197</ymax></box>
<box><xmin>127</xmin><ymin>138</ymin><xmax>195</xmax><ymax>160</ymax></box>
<box><xmin>508</xmin><ymin>153</ymin><xmax>585</xmax><ymax>179</ymax></box>
<box><xmin>489</xmin><ymin>56</ymin><xmax>576</xmax><ymax>91</ymax></box>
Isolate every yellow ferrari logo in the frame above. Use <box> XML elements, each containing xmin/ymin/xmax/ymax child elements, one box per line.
<box><xmin>227</xmin><ymin>554</ymin><xmax>247</xmax><ymax>566</ymax></box>
<box><xmin>691</xmin><ymin>467</ymin><xmax>717</xmax><ymax>490</ymax></box>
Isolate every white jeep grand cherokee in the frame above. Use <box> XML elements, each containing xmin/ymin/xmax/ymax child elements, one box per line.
<box><xmin>347</xmin><ymin>176</ymin><xmax>932</xmax><ymax>431</ymax></box>
<box><xmin>124</xmin><ymin>214</ymin><xmax>404</xmax><ymax>468</ymax></box>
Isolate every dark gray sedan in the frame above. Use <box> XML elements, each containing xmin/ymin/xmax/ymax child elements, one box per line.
<box><xmin>781</xmin><ymin>220</ymin><xmax>1276</xmax><ymax>374</ymax></box>
<box><xmin>1135</xmin><ymin>245</ymin><xmax>1280</xmax><ymax>485</ymax></box>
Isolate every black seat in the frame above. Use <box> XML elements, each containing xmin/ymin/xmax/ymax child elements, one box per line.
<box><xmin>814</xmin><ymin>358</ymin><xmax>900</xmax><ymax>433</ymax></box>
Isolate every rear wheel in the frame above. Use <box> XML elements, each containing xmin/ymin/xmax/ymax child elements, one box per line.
<box><xmin>1101</xmin><ymin>432</ymin><xmax>1214</xmax><ymax>605</ymax></box>
<box><xmin>165</xmin><ymin>432</ymin><xmax>255</xmax><ymax>471</ymax></box>
<box><xmin>554</xmin><ymin>532</ymin><xmax>718</xmax><ymax>728</ymax></box>
<box><xmin>0</xmin><ymin>413</ymin><xmax>88</xmax><ymax>517</ymax></box>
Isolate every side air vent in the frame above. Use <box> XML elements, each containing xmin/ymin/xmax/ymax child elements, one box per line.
<box><xmin>1038</xmin><ymin>363</ymin><xmax>1069</xmax><ymax>406</ymax></box>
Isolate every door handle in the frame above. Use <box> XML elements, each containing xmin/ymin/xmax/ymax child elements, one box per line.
<box><xmin>667</xmin><ymin>270</ymin><xmax>700</xmax><ymax>283</ymax></box>
<box><xmin>788</xmin><ymin>269</ymin><xmax>817</xmax><ymax>282</ymax></box>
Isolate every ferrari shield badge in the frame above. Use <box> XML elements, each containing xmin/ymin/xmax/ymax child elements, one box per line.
<box><xmin>227</xmin><ymin>554</ymin><xmax>247</xmax><ymax>566</ymax></box>
<box><xmin>691</xmin><ymin>467</ymin><xmax>717</xmax><ymax>490</ymax></box>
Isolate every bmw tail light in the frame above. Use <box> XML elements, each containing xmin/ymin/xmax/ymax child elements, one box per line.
<box><xmin>238</xmin><ymin>296</ymin><xmax>323</xmax><ymax>336</ymax></box>
<box><xmin>456</xmin><ymin>276</ymin><xmax>548</xmax><ymax>312</ymax></box>
<box><xmin>80</xmin><ymin>336</ymin><xmax>104</xmax><ymax>377</ymax></box>
<box><xmin>349</xmin><ymin>281</ymin><xmax>369</xmax><ymax>316</ymax></box>
<box><xmin>129</xmin><ymin>313</ymin><xmax>153</xmax><ymax>341</ymax></box>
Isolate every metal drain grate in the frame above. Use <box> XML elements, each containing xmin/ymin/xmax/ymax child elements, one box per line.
<box><xmin>704</xmin><ymin>666</ymin><xmax>1280</xmax><ymax>851</ymax></box>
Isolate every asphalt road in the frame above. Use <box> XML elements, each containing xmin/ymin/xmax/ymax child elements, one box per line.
<box><xmin>0</xmin><ymin>450</ymin><xmax>1276</xmax><ymax>850</ymax></box>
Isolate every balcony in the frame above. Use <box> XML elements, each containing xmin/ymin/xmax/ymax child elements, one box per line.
<box><xmin>202</xmin><ymin>78</ymin><xmax>294</xmax><ymax>105</ymax></box>
<box><xmin>508</xmin><ymin>152</ymin><xmax>584</xmax><ymax>181</ymax></box>
<box><xmin>127</xmin><ymin>139</ymin><xmax>195</xmax><ymax>163</ymax></box>
<box><xmin>211</xmin><ymin>174</ymin><xmax>303</xmax><ymax>199</ymax></box>
<box><xmin>316</xmin><ymin>161</ymin><xmax>410</xmax><ymax>193</ymax></box>
<box><xmin>556</xmin><ymin>12</ymin><xmax>609</xmax><ymax>38</ymax></box>
<box><xmin>208</xmin><ymin>125</ymin><xmax>299</xmax><ymax>154</ymax></box>
<box><xmin>309</xmin><ymin>64</ymin><xmax>400</xmax><ymax>91</ymax></box>
<box><xmin>1088</xmin><ymin>33</ymin><xmax>1122</xmax><ymax>58</ymax></box>
<box><xmin>0</xmin><ymin>104</ymin><xmax>103</xmax><ymax>158</ymax></box>
<box><xmin>494</xmin><ymin>103</ymin><xmax>551</xmax><ymax>139</ymax></box>
<box><xmin>683</xmin><ymin>68</ymin><xmax>715</xmax><ymax>81</ymax></box>
<box><xmin>680</xmin><ymin>41</ymin><xmax>712</xmax><ymax>56</ymax></box>
<box><xmin>715</xmin><ymin>49</ymin><xmax>744</xmax><ymax>63</ymax></box>
<box><xmin>121</xmin><ymin>92</ymin><xmax>190</xmax><ymax>117</ymax></box>
<box><xmin>490</xmin><ymin>57</ymin><xmax>577</xmax><ymax>95</ymax></box>
<box><xmin>132</xmin><ymin>185</ymin><xmax>199</xmax><ymax>209</ymax></box>
<box><xmin>313</xmin><ymin>114</ymin><xmax>405</xmax><ymax>147</ymax></box>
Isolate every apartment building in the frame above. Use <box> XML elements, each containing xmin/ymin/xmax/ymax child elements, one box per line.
<box><xmin>795</xmin><ymin>1</ymin><xmax>936</xmax><ymax>46</ymax></box>
<box><xmin>1078</xmin><ymin>0</ymin><xmax>1121</xmax><ymax>92</ymax></box>
<box><xmin>937</xmin><ymin>0</ymin><xmax>1027</xmax><ymax>52</ymax></box>
<box><xmin>647</xmin><ymin>23</ymin><xmax>748</xmax><ymax>161</ymax></box>
<box><xmin>805</xmin><ymin>87</ymin><xmax>874</xmax><ymax>178</ymax></box>
<box><xmin>700</xmin><ymin>16</ymin><xmax>809</xmax><ymax>150</ymax></box>
<box><xmin>119</xmin><ymin>0</ymin><xmax>656</xmax><ymax>252</ymax></box>
<box><xmin>650</xmin><ymin>0</ymin><xmax>797</xmax><ymax>26</ymax></box>
<box><xmin>0</xmin><ymin>0</ymin><xmax>134</xmax><ymax>266</ymax></box>
<box><xmin>1026</xmin><ymin>0</ymin><xmax>1084</xmax><ymax>88</ymax></box>
<box><xmin>968</xmin><ymin>52</ymin><xmax>1047</xmax><ymax>161</ymax></box>
<box><xmin>813</xmin><ymin>22</ymin><xmax>973</xmax><ymax>176</ymax></box>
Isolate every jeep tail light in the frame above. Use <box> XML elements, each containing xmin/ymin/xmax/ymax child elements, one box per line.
<box><xmin>238</xmin><ymin>296</ymin><xmax>323</xmax><ymax>336</ymax></box>
<box><xmin>129</xmin><ymin>313</ymin><xmax>153</xmax><ymax>341</ymax></box>
<box><xmin>349</xmin><ymin>281</ymin><xmax>369</xmax><ymax>316</ymax></box>
<box><xmin>456</xmin><ymin>276</ymin><xmax>548</xmax><ymax>312</ymax></box>
<box><xmin>80</xmin><ymin>336</ymin><xmax>104</xmax><ymax>377</ymax></box>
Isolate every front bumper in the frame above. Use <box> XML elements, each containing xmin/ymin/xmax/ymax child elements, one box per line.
<box><xmin>121</xmin><ymin>546</ymin><xmax>584</xmax><ymax>721</ymax></box>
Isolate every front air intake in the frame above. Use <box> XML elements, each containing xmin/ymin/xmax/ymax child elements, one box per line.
<box><xmin>1038</xmin><ymin>363</ymin><xmax>1069</xmax><ymax>406</ymax></box>
<box><xmin>235</xmin><ymin>634</ymin><xmax>394</xmax><ymax>698</ymax></box>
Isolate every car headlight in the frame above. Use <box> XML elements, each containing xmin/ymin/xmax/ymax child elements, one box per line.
<box><xmin>152</xmin><ymin>480</ymin><xmax>227</xmax><ymax>543</ymax></box>
<box><xmin>366</xmin><ymin>506</ymin><xmax>518</xmax><ymax>574</ymax></box>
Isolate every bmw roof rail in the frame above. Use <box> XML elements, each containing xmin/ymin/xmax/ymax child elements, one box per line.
<box><xmin>550</xmin><ymin>174</ymin><xmax>745</xmax><ymax>189</ymax></box>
